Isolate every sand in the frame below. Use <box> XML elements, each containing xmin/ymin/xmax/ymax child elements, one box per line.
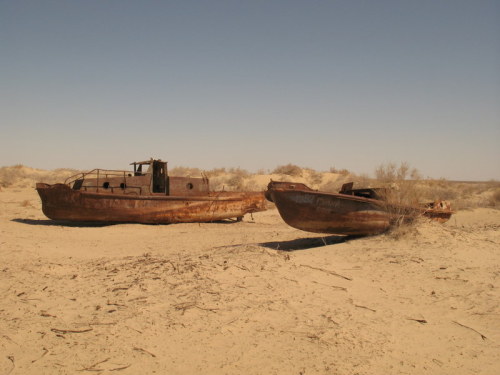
<box><xmin>1</xmin><ymin>187</ymin><xmax>499</xmax><ymax>374</ymax></box>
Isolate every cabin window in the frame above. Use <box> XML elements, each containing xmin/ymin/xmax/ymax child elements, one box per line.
<box><xmin>103</xmin><ymin>182</ymin><xmax>110</xmax><ymax>189</ymax></box>
<box><xmin>186</xmin><ymin>183</ymin><xmax>194</xmax><ymax>190</ymax></box>
<box><xmin>120</xmin><ymin>183</ymin><xmax>126</xmax><ymax>189</ymax></box>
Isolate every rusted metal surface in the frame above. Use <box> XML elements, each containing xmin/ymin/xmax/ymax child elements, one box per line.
<box><xmin>266</xmin><ymin>181</ymin><xmax>453</xmax><ymax>236</ymax></box>
<box><xmin>36</xmin><ymin>159</ymin><xmax>267</xmax><ymax>224</ymax></box>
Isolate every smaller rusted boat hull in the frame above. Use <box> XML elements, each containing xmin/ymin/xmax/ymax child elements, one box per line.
<box><xmin>267</xmin><ymin>187</ymin><xmax>391</xmax><ymax>235</ymax></box>
<box><xmin>36</xmin><ymin>183</ymin><xmax>267</xmax><ymax>224</ymax></box>
<box><xmin>266</xmin><ymin>181</ymin><xmax>453</xmax><ymax>236</ymax></box>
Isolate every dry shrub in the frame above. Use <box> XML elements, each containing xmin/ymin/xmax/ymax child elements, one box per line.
<box><xmin>490</xmin><ymin>188</ymin><xmax>500</xmax><ymax>207</ymax></box>
<box><xmin>385</xmin><ymin>182</ymin><xmax>422</xmax><ymax>206</ymax></box>
<box><xmin>417</xmin><ymin>180</ymin><xmax>457</xmax><ymax>202</ymax></box>
<box><xmin>207</xmin><ymin>167</ymin><xmax>253</xmax><ymax>191</ymax></box>
<box><xmin>169</xmin><ymin>166</ymin><xmax>202</xmax><ymax>177</ymax></box>
<box><xmin>226</xmin><ymin>175</ymin><xmax>244</xmax><ymax>190</ymax></box>
<box><xmin>385</xmin><ymin>217</ymin><xmax>424</xmax><ymax>240</ymax></box>
<box><xmin>228</xmin><ymin>167</ymin><xmax>250</xmax><ymax>178</ymax></box>
<box><xmin>452</xmin><ymin>182</ymin><xmax>500</xmax><ymax>209</ymax></box>
<box><xmin>303</xmin><ymin>168</ymin><xmax>323</xmax><ymax>186</ymax></box>
<box><xmin>0</xmin><ymin>165</ymin><xmax>26</xmax><ymax>187</ymax></box>
<box><xmin>375</xmin><ymin>161</ymin><xmax>420</xmax><ymax>182</ymax></box>
<box><xmin>204</xmin><ymin>168</ymin><xmax>226</xmax><ymax>178</ymax></box>
<box><xmin>0</xmin><ymin>165</ymin><xmax>80</xmax><ymax>188</ymax></box>
<box><xmin>241</xmin><ymin>179</ymin><xmax>261</xmax><ymax>192</ymax></box>
<box><xmin>272</xmin><ymin>164</ymin><xmax>302</xmax><ymax>177</ymax></box>
<box><xmin>373</xmin><ymin>162</ymin><xmax>425</xmax><ymax>226</ymax></box>
<box><xmin>329</xmin><ymin>167</ymin><xmax>350</xmax><ymax>175</ymax></box>
<box><xmin>415</xmin><ymin>180</ymin><xmax>499</xmax><ymax>210</ymax></box>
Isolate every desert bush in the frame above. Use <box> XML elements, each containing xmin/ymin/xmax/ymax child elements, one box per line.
<box><xmin>329</xmin><ymin>167</ymin><xmax>350</xmax><ymax>175</ymax></box>
<box><xmin>205</xmin><ymin>167</ymin><xmax>253</xmax><ymax>191</ymax></box>
<box><xmin>0</xmin><ymin>165</ymin><xmax>80</xmax><ymax>188</ymax></box>
<box><xmin>385</xmin><ymin>217</ymin><xmax>425</xmax><ymax>240</ymax></box>
<box><xmin>374</xmin><ymin>161</ymin><xmax>420</xmax><ymax>182</ymax></box>
<box><xmin>0</xmin><ymin>165</ymin><xmax>24</xmax><ymax>187</ymax></box>
<box><xmin>226</xmin><ymin>175</ymin><xmax>245</xmax><ymax>190</ymax></box>
<box><xmin>204</xmin><ymin>167</ymin><xmax>226</xmax><ymax>177</ymax></box>
<box><xmin>241</xmin><ymin>179</ymin><xmax>261</xmax><ymax>192</ymax></box>
<box><xmin>373</xmin><ymin>162</ymin><xmax>427</xmax><ymax>226</ymax></box>
<box><xmin>272</xmin><ymin>164</ymin><xmax>302</xmax><ymax>177</ymax></box>
<box><xmin>490</xmin><ymin>188</ymin><xmax>500</xmax><ymax>207</ymax></box>
<box><xmin>228</xmin><ymin>167</ymin><xmax>250</xmax><ymax>178</ymax></box>
<box><xmin>303</xmin><ymin>168</ymin><xmax>323</xmax><ymax>186</ymax></box>
<box><xmin>417</xmin><ymin>180</ymin><xmax>500</xmax><ymax>210</ymax></box>
<box><xmin>169</xmin><ymin>166</ymin><xmax>202</xmax><ymax>177</ymax></box>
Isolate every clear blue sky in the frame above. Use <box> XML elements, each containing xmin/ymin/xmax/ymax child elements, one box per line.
<box><xmin>1</xmin><ymin>0</ymin><xmax>499</xmax><ymax>180</ymax></box>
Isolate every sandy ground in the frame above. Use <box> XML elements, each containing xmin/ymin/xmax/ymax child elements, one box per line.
<box><xmin>1</xmin><ymin>187</ymin><xmax>499</xmax><ymax>375</ymax></box>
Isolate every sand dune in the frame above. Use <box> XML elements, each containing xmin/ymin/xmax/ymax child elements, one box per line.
<box><xmin>1</xmin><ymin>186</ymin><xmax>499</xmax><ymax>375</ymax></box>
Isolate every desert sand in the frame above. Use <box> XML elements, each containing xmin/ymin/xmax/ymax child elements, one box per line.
<box><xmin>1</xmin><ymin>186</ymin><xmax>499</xmax><ymax>375</ymax></box>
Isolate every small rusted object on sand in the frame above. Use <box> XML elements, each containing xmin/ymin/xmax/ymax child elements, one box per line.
<box><xmin>36</xmin><ymin>159</ymin><xmax>267</xmax><ymax>224</ymax></box>
<box><xmin>266</xmin><ymin>181</ymin><xmax>452</xmax><ymax>236</ymax></box>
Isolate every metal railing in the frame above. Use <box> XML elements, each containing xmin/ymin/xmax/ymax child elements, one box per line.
<box><xmin>65</xmin><ymin>169</ymin><xmax>144</xmax><ymax>194</ymax></box>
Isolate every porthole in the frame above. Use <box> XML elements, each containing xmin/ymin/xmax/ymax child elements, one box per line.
<box><xmin>120</xmin><ymin>183</ymin><xmax>126</xmax><ymax>189</ymax></box>
<box><xmin>103</xmin><ymin>182</ymin><xmax>110</xmax><ymax>189</ymax></box>
<box><xmin>186</xmin><ymin>183</ymin><xmax>194</xmax><ymax>190</ymax></box>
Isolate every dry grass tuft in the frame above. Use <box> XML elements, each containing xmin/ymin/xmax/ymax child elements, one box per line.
<box><xmin>385</xmin><ymin>217</ymin><xmax>424</xmax><ymax>240</ymax></box>
<box><xmin>272</xmin><ymin>164</ymin><xmax>303</xmax><ymax>177</ymax></box>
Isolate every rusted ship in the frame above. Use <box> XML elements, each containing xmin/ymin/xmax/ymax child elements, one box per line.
<box><xmin>265</xmin><ymin>181</ymin><xmax>452</xmax><ymax>236</ymax></box>
<box><xmin>36</xmin><ymin>159</ymin><xmax>267</xmax><ymax>224</ymax></box>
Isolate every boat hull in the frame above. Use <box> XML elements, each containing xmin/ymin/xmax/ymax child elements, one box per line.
<box><xmin>266</xmin><ymin>182</ymin><xmax>452</xmax><ymax>236</ymax></box>
<box><xmin>36</xmin><ymin>183</ymin><xmax>267</xmax><ymax>224</ymax></box>
<box><xmin>268</xmin><ymin>188</ymin><xmax>391</xmax><ymax>235</ymax></box>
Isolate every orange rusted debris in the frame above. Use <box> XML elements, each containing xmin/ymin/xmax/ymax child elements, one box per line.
<box><xmin>36</xmin><ymin>159</ymin><xmax>267</xmax><ymax>224</ymax></box>
<box><xmin>265</xmin><ymin>181</ymin><xmax>453</xmax><ymax>236</ymax></box>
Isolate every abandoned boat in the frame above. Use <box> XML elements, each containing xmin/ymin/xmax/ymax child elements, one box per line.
<box><xmin>265</xmin><ymin>181</ymin><xmax>452</xmax><ymax>236</ymax></box>
<box><xmin>36</xmin><ymin>159</ymin><xmax>267</xmax><ymax>224</ymax></box>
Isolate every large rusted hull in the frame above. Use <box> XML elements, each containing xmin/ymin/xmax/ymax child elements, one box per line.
<box><xmin>266</xmin><ymin>181</ymin><xmax>452</xmax><ymax>236</ymax></box>
<box><xmin>36</xmin><ymin>183</ymin><xmax>267</xmax><ymax>224</ymax></box>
